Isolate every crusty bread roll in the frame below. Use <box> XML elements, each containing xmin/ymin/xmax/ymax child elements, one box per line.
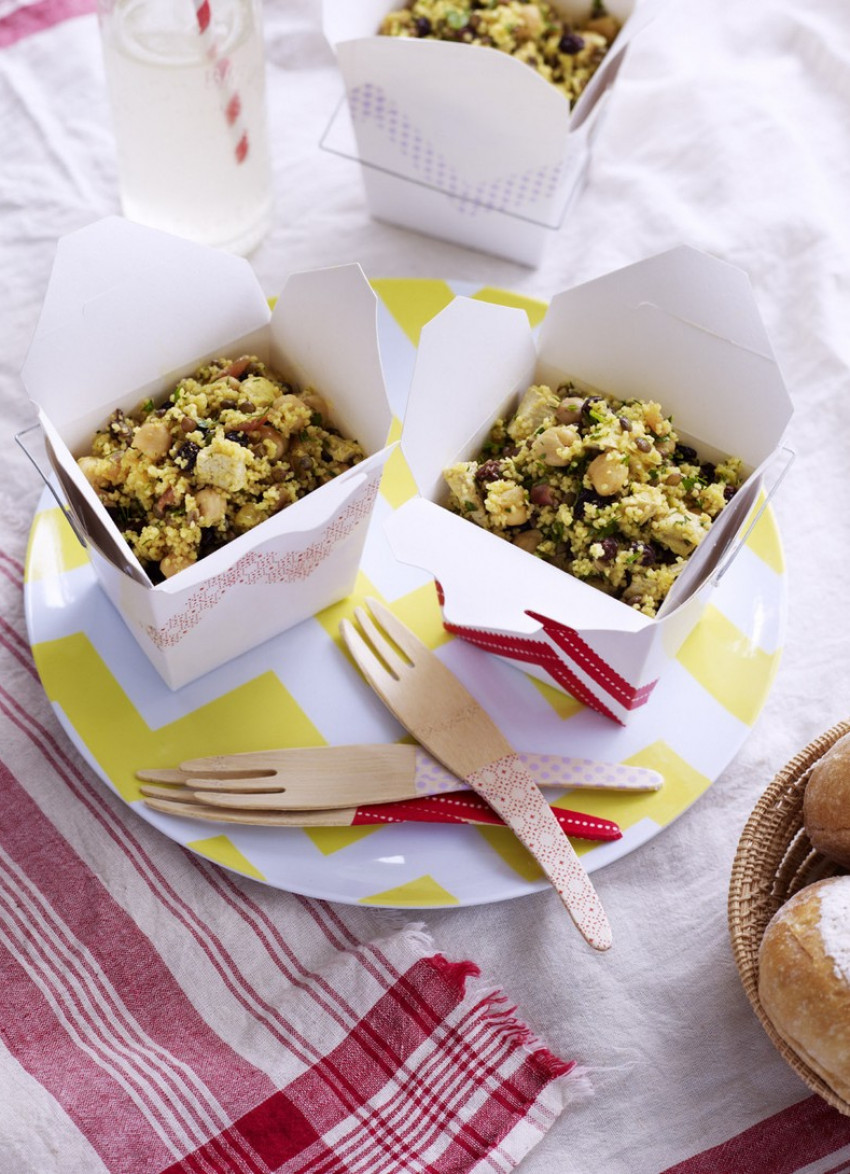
<box><xmin>804</xmin><ymin>732</ymin><xmax>850</xmax><ymax>867</ymax></box>
<box><xmin>759</xmin><ymin>876</ymin><xmax>850</xmax><ymax>1101</ymax></box>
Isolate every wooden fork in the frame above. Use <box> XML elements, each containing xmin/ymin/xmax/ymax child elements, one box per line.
<box><xmin>339</xmin><ymin>598</ymin><xmax>613</xmax><ymax>951</ymax></box>
<box><xmin>136</xmin><ymin>744</ymin><xmax>662</xmax><ymax>808</ymax></box>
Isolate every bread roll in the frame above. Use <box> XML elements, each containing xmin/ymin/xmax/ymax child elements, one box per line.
<box><xmin>758</xmin><ymin>877</ymin><xmax>850</xmax><ymax>1101</ymax></box>
<box><xmin>804</xmin><ymin>733</ymin><xmax>850</xmax><ymax>867</ymax></box>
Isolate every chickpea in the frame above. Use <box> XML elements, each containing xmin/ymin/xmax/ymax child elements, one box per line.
<box><xmin>554</xmin><ymin>397</ymin><xmax>584</xmax><ymax>426</ymax></box>
<box><xmin>513</xmin><ymin>529</ymin><xmax>543</xmax><ymax>553</ymax></box>
<box><xmin>132</xmin><ymin>420</ymin><xmax>171</xmax><ymax>460</ymax></box>
<box><xmin>643</xmin><ymin>402</ymin><xmax>671</xmax><ymax>436</ymax></box>
<box><xmin>159</xmin><ymin>553</ymin><xmax>194</xmax><ymax>579</ymax></box>
<box><xmin>272</xmin><ymin>393</ymin><xmax>306</xmax><ymax>415</ymax></box>
<box><xmin>588</xmin><ymin>450</ymin><xmax>629</xmax><ymax>496</ymax></box>
<box><xmin>234</xmin><ymin>503</ymin><xmax>263</xmax><ymax>532</ymax></box>
<box><xmin>79</xmin><ymin>452</ymin><xmax>123</xmax><ymax>487</ymax></box>
<box><xmin>485</xmin><ymin>481</ymin><xmax>529</xmax><ymax>527</ymax></box>
<box><xmin>518</xmin><ymin>3</ymin><xmax>543</xmax><ymax>39</ymax></box>
<box><xmin>254</xmin><ymin>425</ymin><xmax>289</xmax><ymax>461</ymax></box>
<box><xmin>300</xmin><ymin>390</ymin><xmax>328</xmax><ymax>419</ymax></box>
<box><xmin>77</xmin><ymin>455</ymin><xmax>109</xmax><ymax>488</ymax></box>
<box><xmin>586</xmin><ymin>14</ymin><xmax>619</xmax><ymax>41</ymax></box>
<box><xmin>195</xmin><ymin>488</ymin><xmax>227</xmax><ymax>526</ymax></box>
<box><xmin>530</xmin><ymin>425</ymin><xmax>579</xmax><ymax>467</ymax></box>
<box><xmin>270</xmin><ymin>483</ymin><xmax>297</xmax><ymax>513</ymax></box>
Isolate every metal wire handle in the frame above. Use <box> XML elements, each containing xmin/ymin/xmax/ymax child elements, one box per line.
<box><xmin>712</xmin><ymin>444</ymin><xmax>795</xmax><ymax>586</ymax></box>
<box><xmin>15</xmin><ymin>423</ymin><xmax>87</xmax><ymax>550</ymax></box>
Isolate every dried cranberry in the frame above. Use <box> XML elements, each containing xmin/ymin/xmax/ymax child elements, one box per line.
<box><xmin>723</xmin><ymin>484</ymin><xmax>737</xmax><ymax>502</ymax></box>
<box><xmin>574</xmin><ymin>488</ymin><xmax>607</xmax><ymax>519</ymax></box>
<box><xmin>558</xmin><ymin>31</ymin><xmax>585</xmax><ymax>54</ymax></box>
<box><xmin>673</xmin><ymin>444</ymin><xmax>698</xmax><ymax>464</ymax></box>
<box><xmin>198</xmin><ymin>529</ymin><xmax>223</xmax><ymax>559</ymax></box>
<box><xmin>598</xmin><ymin>537</ymin><xmax>618</xmax><ymax>563</ymax></box>
<box><xmin>475</xmin><ymin>459</ymin><xmax>503</xmax><ymax>483</ymax></box>
<box><xmin>225</xmin><ymin>430</ymin><xmax>251</xmax><ymax>448</ymax></box>
<box><xmin>631</xmin><ymin>542</ymin><xmax>656</xmax><ymax>566</ymax></box>
<box><xmin>415</xmin><ymin>15</ymin><xmax>432</xmax><ymax>34</ymax></box>
<box><xmin>700</xmin><ymin>462</ymin><xmax>716</xmax><ymax>482</ymax></box>
<box><xmin>175</xmin><ymin>441</ymin><xmax>200</xmax><ymax>471</ymax></box>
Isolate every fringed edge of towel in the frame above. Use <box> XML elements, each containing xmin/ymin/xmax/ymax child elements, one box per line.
<box><xmin>380</xmin><ymin>922</ymin><xmax>593</xmax><ymax>1172</ymax></box>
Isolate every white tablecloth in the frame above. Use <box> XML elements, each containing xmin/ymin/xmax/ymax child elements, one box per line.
<box><xmin>3</xmin><ymin>1</ymin><xmax>850</xmax><ymax>1169</ymax></box>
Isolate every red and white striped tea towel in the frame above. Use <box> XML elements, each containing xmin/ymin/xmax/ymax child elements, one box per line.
<box><xmin>0</xmin><ymin>541</ymin><xmax>589</xmax><ymax>1174</ymax></box>
<box><xmin>659</xmin><ymin>1095</ymin><xmax>850</xmax><ymax>1174</ymax></box>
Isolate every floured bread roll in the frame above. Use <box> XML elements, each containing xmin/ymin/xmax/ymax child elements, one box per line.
<box><xmin>804</xmin><ymin>733</ymin><xmax>850</xmax><ymax>867</ymax></box>
<box><xmin>758</xmin><ymin>877</ymin><xmax>850</xmax><ymax>1101</ymax></box>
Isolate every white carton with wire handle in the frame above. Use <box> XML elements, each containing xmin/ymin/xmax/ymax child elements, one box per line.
<box><xmin>322</xmin><ymin>0</ymin><xmax>654</xmax><ymax>265</ymax></box>
<box><xmin>21</xmin><ymin>217</ymin><xmax>394</xmax><ymax>690</ymax></box>
<box><xmin>384</xmin><ymin>246</ymin><xmax>793</xmax><ymax>723</ymax></box>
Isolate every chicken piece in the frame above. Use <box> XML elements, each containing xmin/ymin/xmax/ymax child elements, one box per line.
<box><xmin>651</xmin><ymin>509</ymin><xmax>709</xmax><ymax>556</ymax></box>
<box><xmin>194</xmin><ymin>436</ymin><xmax>251</xmax><ymax>493</ymax></box>
<box><xmin>444</xmin><ymin>462</ymin><xmax>487</xmax><ymax>526</ymax></box>
<box><xmin>507</xmin><ymin>384</ymin><xmax>560</xmax><ymax>442</ymax></box>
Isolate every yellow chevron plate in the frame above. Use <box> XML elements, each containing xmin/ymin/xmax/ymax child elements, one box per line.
<box><xmin>23</xmin><ymin>281</ymin><xmax>785</xmax><ymax>908</ymax></box>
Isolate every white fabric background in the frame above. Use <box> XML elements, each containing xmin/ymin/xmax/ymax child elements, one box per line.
<box><xmin>3</xmin><ymin>0</ymin><xmax>850</xmax><ymax>1168</ymax></box>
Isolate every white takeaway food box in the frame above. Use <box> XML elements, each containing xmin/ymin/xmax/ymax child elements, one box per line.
<box><xmin>322</xmin><ymin>0</ymin><xmax>658</xmax><ymax>265</ymax></box>
<box><xmin>384</xmin><ymin>245</ymin><xmax>794</xmax><ymax>723</ymax></box>
<box><xmin>21</xmin><ymin>217</ymin><xmax>395</xmax><ymax>690</ymax></box>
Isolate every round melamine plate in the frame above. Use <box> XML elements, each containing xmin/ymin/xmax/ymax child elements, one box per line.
<box><xmin>23</xmin><ymin>280</ymin><xmax>787</xmax><ymax>909</ymax></box>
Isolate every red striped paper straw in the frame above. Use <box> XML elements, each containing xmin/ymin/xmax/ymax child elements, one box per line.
<box><xmin>191</xmin><ymin>0</ymin><xmax>250</xmax><ymax>164</ymax></box>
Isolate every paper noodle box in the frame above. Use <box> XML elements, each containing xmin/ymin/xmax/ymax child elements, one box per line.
<box><xmin>384</xmin><ymin>246</ymin><xmax>793</xmax><ymax>723</ymax></box>
<box><xmin>21</xmin><ymin>217</ymin><xmax>394</xmax><ymax>690</ymax></box>
<box><xmin>322</xmin><ymin>0</ymin><xmax>652</xmax><ymax>265</ymax></box>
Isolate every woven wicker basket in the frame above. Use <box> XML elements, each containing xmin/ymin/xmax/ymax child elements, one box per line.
<box><xmin>728</xmin><ymin>718</ymin><xmax>850</xmax><ymax>1114</ymax></box>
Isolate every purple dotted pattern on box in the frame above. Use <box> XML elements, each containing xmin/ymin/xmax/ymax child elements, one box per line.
<box><xmin>349</xmin><ymin>83</ymin><xmax>564</xmax><ymax>218</ymax></box>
